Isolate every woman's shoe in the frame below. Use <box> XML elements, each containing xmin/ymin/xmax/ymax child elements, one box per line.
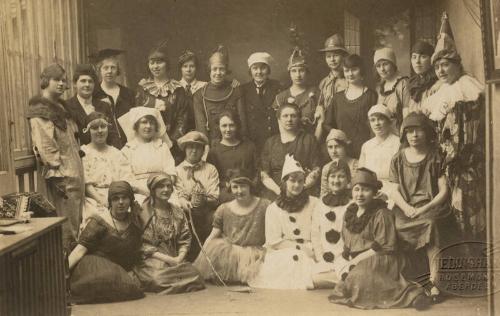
<box><xmin>413</xmin><ymin>294</ymin><xmax>432</xmax><ymax>310</ymax></box>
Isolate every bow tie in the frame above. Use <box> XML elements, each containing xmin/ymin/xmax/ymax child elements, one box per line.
<box><xmin>183</xmin><ymin>162</ymin><xmax>203</xmax><ymax>180</ymax></box>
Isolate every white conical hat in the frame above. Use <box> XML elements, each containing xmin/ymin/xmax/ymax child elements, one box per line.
<box><xmin>281</xmin><ymin>154</ymin><xmax>305</xmax><ymax>180</ymax></box>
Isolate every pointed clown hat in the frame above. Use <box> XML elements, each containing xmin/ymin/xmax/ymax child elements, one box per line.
<box><xmin>287</xmin><ymin>46</ymin><xmax>308</xmax><ymax>71</ymax></box>
<box><xmin>209</xmin><ymin>45</ymin><xmax>230</xmax><ymax>68</ymax></box>
<box><xmin>281</xmin><ymin>154</ymin><xmax>305</xmax><ymax>180</ymax></box>
<box><xmin>431</xmin><ymin>11</ymin><xmax>461</xmax><ymax>65</ymax></box>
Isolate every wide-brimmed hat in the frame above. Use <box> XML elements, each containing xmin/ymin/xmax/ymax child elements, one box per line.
<box><xmin>118</xmin><ymin>106</ymin><xmax>167</xmax><ymax>143</ymax></box>
<box><xmin>177</xmin><ymin>131</ymin><xmax>209</xmax><ymax>151</ymax></box>
<box><xmin>281</xmin><ymin>154</ymin><xmax>305</xmax><ymax>180</ymax></box>
<box><xmin>318</xmin><ymin>34</ymin><xmax>348</xmax><ymax>54</ymax></box>
<box><xmin>431</xmin><ymin>12</ymin><xmax>461</xmax><ymax>65</ymax></box>
<box><xmin>351</xmin><ymin>168</ymin><xmax>382</xmax><ymax>191</ymax></box>
<box><xmin>247</xmin><ymin>52</ymin><xmax>273</xmax><ymax>68</ymax></box>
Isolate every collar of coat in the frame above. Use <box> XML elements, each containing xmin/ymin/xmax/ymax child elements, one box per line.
<box><xmin>26</xmin><ymin>95</ymin><xmax>70</xmax><ymax>130</ymax></box>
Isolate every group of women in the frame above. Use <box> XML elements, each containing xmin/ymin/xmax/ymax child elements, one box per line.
<box><xmin>26</xmin><ymin>12</ymin><xmax>485</xmax><ymax>310</ymax></box>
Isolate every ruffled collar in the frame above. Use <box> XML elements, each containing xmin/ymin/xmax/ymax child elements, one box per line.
<box><xmin>422</xmin><ymin>74</ymin><xmax>484</xmax><ymax>121</ymax></box>
<box><xmin>344</xmin><ymin>199</ymin><xmax>387</xmax><ymax>234</ymax></box>
<box><xmin>378</xmin><ymin>75</ymin><xmax>408</xmax><ymax>97</ymax></box>
<box><xmin>322</xmin><ymin>189</ymin><xmax>351</xmax><ymax>207</ymax></box>
<box><xmin>138</xmin><ymin>78</ymin><xmax>182</xmax><ymax>97</ymax></box>
<box><xmin>26</xmin><ymin>95</ymin><xmax>70</xmax><ymax>130</ymax></box>
<box><xmin>276</xmin><ymin>190</ymin><xmax>309</xmax><ymax>213</ymax></box>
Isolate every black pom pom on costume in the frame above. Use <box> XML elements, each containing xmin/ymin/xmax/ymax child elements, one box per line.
<box><xmin>349</xmin><ymin>265</ymin><xmax>356</xmax><ymax>272</ymax></box>
<box><xmin>342</xmin><ymin>248</ymin><xmax>350</xmax><ymax>260</ymax></box>
<box><xmin>325</xmin><ymin>211</ymin><xmax>336</xmax><ymax>222</ymax></box>
<box><xmin>323</xmin><ymin>252</ymin><xmax>335</xmax><ymax>262</ymax></box>
<box><xmin>78</xmin><ymin>149</ymin><xmax>86</xmax><ymax>158</ymax></box>
<box><xmin>293</xmin><ymin>228</ymin><xmax>301</xmax><ymax>235</ymax></box>
<box><xmin>296</xmin><ymin>238</ymin><xmax>304</xmax><ymax>244</ymax></box>
<box><xmin>325</xmin><ymin>229</ymin><xmax>341</xmax><ymax>244</ymax></box>
<box><xmin>289</xmin><ymin>216</ymin><xmax>296</xmax><ymax>223</ymax></box>
<box><xmin>341</xmin><ymin>272</ymin><xmax>348</xmax><ymax>281</ymax></box>
<box><xmin>293</xmin><ymin>255</ymin><xmax>299</xmax><ymax>261</ymax></box>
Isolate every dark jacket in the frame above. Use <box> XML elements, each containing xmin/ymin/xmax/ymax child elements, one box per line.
<box><xmin>241</xmin><ymin>79</ymin><xmax>282</xmax><ymax>153</ymax></box>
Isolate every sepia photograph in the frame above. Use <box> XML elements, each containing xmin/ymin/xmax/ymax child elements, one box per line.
<box><xmin>0</xmin><ymin>0</ymin><xmax>497</xmax><ymax>315</ymax></box>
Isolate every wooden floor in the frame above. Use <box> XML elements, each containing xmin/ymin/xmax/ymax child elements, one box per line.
<box><xmin>72</xmin><ymin>284</ymin><xmax>490</xmax><ymax>316</ymax></box>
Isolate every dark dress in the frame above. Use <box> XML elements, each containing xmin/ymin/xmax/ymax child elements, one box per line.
<box><xmin>329</xmin><ymin>200</ymin><xmax>425</xmax><ymax>309</ymax></box>
<box><xmin>241</xmin><ymin>79</ymin><xmax>282</xmax><ymax>153</ymax></box>
<box><xmin>260</xmin><ymin>131</ymin><xmax>320</xmax><ymax>199</ymax></box>
<box><xmin>133</xmin><ymin>200</ymin><xmax>205</xmax><ymax>294</ymax></box>
<box><xmin>323</xmin><ymin>88</ymin><xmax>378</xmax><ymax>158</ymax></box>
<box><xmin>70</xmin><ymin>215</ymin><xmax>144</xmax><ymax>304</ymax></box>
<box><xmin>207</xmin><ymin>139</ymin><xmax>259</xmax><ymax>202</ymax></box>
<box><xmin>65</xmin><ymin>95</ymin><xmax>120</xmax><ymax>146</ymax></box>
<box><xmin>193</xmin><ymin>81</ymin><xmax>247</xmax><ymax>144</ymax></box>
<box><xmin>389</xmin><ymin>148</ymin><xmax>459</xmax><ymax>283</ymax></box>
<box><xmin>389</xmin><ymin>149</ymin><xmax>457</xmax><ymax>250</ymax></box>
<box><xmin>94</xmin><ymin>84</ymin><xmax>135</xmax><ymax>149</ymax></box>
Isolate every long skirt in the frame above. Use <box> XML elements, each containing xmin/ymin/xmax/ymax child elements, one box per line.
<box><xmin>70</xmin><ymin>255</ymin><xmax>143</xmax><ymax>304</ymax></box>
<box><xmin>248</xmin><ymin>248</ymin><xmax>316</xmax><ymax>290</ymax></box>
<box><xmin>194</xmin><ymin>238</ymin><xmax>264</xmax><ymax>284</ymax></box>
<box><xmin>133</xmin><ymin>258</ymin><xmax>205</xmax><ymax>294</ymax></box>
<box><xmin>329</xmin><ymin>253</ymin><xmax>424</xmax><ymax>309</ymax></box>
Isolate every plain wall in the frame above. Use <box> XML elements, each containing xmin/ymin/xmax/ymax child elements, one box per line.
<box><xmin>85</xmin><ymin>0</ymin><xmax>345</xmax><ymax>89</ymax></box>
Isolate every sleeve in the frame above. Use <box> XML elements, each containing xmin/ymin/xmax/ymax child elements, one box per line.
<box><xmin>204</xmin><ymin>165</ymin><xmax>220</xmax><ymax>202</ymax></box>
<box><xmin>172</xmin><ymin>88</ymin><xmax>189</xmax><ymax>140</ymax></box>
<box><xmin>311</xmin><ymin>203</ymin><xmax>324</xmax><ymax>261</ymax></box>
<box><xmin>161</xmin><ymin>144</ymin><xmax>177</xmax><ymax>176</ymax></box>
<box><xmin>399</xmin><ymin>78</ymin><xmax>411</xmax><ymax>120</ymax></box>
<box><xmin>388</xmin><ymin>154</ymin><xmax>400</xmax><ymax>184</ymax></box>
<box><xmin>322</xmin><ymin>96</ymin><xmax>337</xmax><ymax>132</ymax></box>
<box><xmin>193</xmin><ymin>91</ymin><xmax>208</xmax><ymax>137</ymax></box>
<box><xmin>29</xmin><ymin>118</ymin><xmax>62</xmax><ymax>175</ymax></box>
<box><xmin>317</xmin><ymin>78</ymin><xmax>326</xmax><ymax>110</ymax></box>
<box><xmin>371</xmin><ymin>209</ymin><xmax>397</xmax><ymax>252</ymax></box>
<box><xmin>320</xmin><ymin>164</ymin><xmax>329</xmax><ymax>197</ymax></box>
<box><xmin>260</xmin><ymin>138</ymin><xmax>273</xmax><ymax>174</ymax></box>
<box><xmin>116</xmin><ymin>150</ymin><xmax>137</xmax><ymax>184</ymax></box>
<box><xmin>264</xmin><ymin>204</ymin><xmax>284</xmax><ymax>247</ymax></box>
<box><xmin>78</xmin><ymin>217</ymin><xmax>106</xmax><ymax>251</ymax></box>
<box><xmin>358</xmin><ymin>143</ymin><xmax>367</xmax><ymax>167</ymax></box>
<box><xmin>176</xmin><ymin>211</ymin><xmax>192</xmax><ymax>257</ymax></box>
<box><xmin>235</xmin><ymin>90</ymin><xmax>248</xmax><ymax>138</ymax></box>
<box><xmin>308</xmin><ymin>135</ymin><xmax>321</xmax><ymax>169</ymax></box>
<box><xmin>135</xmin><ymin>88</ymin><xmax>149</xmax><ymax>107</ymax></box>
<box><xmin>81</xmin><ymin>152</ymin><xmax>97</xmax><ymax>185</ymax></box>
<box><xmin>212</xmin><ymin>204</ymin><xmax>225</xmax><ymax>229</ymax></box>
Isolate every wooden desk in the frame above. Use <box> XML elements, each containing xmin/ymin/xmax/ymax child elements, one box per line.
<box><xmin>0</xmin><ymin>217</ymin><xmax>67</xmax><ymax>316</ymax></box>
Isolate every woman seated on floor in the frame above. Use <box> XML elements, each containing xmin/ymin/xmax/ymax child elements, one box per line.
<box><xmin>194</xmin><ymin>169</ymin><xmax>270</xmax><ymax>284</ymax></box>
<box><xmin>68</xmin><ymin>181</ymin><xmax>144</xmax><ymax>304</ymax></box>
<box><xmin>133</xmin><ymin>173</ymin><xmax>205</xmax><ymax>294</ymax></box>
<box><xmin>329</xmin><ymin>168</ymin><xmax>430</xmax><ymax>310</ymax></box>
<box><xmin>81</xmin><ymin>112</ymin><xmax>143</xmax><ymax>225</ymax></box>
<box><xmin>248</xmin><ymin>155</ymin><xmax>336</xmax><ymax>290</ymax></box>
